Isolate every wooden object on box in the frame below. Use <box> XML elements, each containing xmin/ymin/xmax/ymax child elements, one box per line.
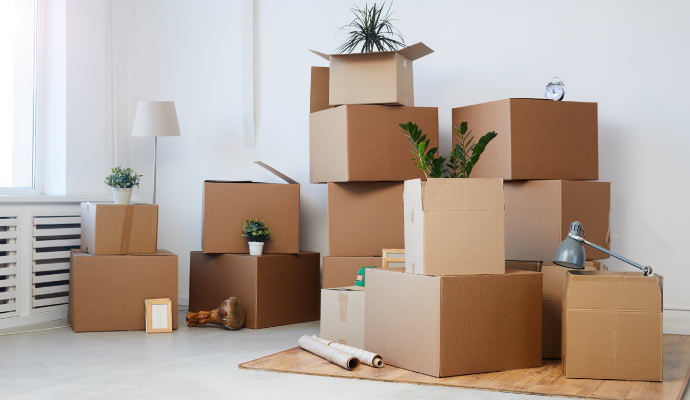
<box><xmin>240</xmin><ymin>334</ymin><xmax>690</xmax><ymax>400</ymax></box>
<box><xmin>381</xmin><ymin>249</ymin><xmax>404</xmax><ymax>270</ymax></box>
<box><xmin>186</xmin><ymin>297</ymin><xmax>245</xmax><ymax>330</ymax></box>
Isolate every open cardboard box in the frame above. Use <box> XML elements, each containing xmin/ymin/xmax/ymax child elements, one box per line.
<box><xmin>188</xmin><ymin>251</ymin><xmax>320</xmax><ymax>329</ymax></box>
<box><xmin>310</xmin><ymin>43</ymin><xmax>433</xmax><ymax>107</ymax></box>
<box><xmin>320</xmin><ymin>286</ymin><xmax>365</xmax><ymax>348</ymax></box>
<box><xmin>328</xmin><ymin>182</ymin><xmax>404</xmax><ymax>257</ymax></box>
<box><xmin>451</xmin><ymin>98</ymin><xmax>598</xmax><ymax>180</ymax></box>
<box><xmin>202</xmin><ymin>162</ymin><xmax>299</xmax><ymax>254</ymax></box>
<box><xmin>563</xmin><ymin>270</ymin><xmax>663</xmax><ymax>381</ymax></box>
<box><xmin>80</xmin><ymin>203</ymin><xmax>158</xmax><ymax>255</ymax></box>
<box><xmin>365</xmin><ymin>269</ymin><xmax>542</xmax><ymax>377</ymax></box>
<box><xmin>310</xmin><ymin>105</ymin><xmax>438</xmax><ymax>183</ymax></box>
<box><xmin>404</xmin><ymin>178</ymin><xmax>505</xmax><ymax>276</ymax></box>
<box><xmin>505</xmin><ymin>180</ymin><xmax>610</xmax><ymax>261</ymax></box>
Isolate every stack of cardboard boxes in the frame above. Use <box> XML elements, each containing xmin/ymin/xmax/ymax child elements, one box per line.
<box><xmin>69</xmin><ymin>203</ymin><xmax>178</xmax><ymax>332</ymax></box>
<box><xmin>187</xmin><ymin>163</ymin><xmax>320</xmax><ymax>329</ymax></box>
<box><xmin>310</xmin><ymin>43</ymin><xmax>437</xmax><ymax>290</ymax></box>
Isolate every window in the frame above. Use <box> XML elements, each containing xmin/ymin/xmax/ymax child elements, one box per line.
<box><xmin>0</xmin><ymin>0</ymin><xmax>36</xmax><ymax>192</ymax></box>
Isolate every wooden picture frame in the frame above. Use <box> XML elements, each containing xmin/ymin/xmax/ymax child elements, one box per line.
<box><xmin>145</xmin><ymin>298</ymin><xmax>173</xmax><ymax>333</ymax></box>
<box><xmin>382</xmin><ymin>249</ymin><xmax>405</xmax><ymax>270</ymax></box>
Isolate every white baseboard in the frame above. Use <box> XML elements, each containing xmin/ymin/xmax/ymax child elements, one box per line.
<box><xmin>0</xmin><ymin>308</ymin><xmax>68</xmax><ymax>330</ymax></box>
<box><xmin>664</xmin><ymin>309</ymin><xmax>690</xmax><ymax>335</ymax></box>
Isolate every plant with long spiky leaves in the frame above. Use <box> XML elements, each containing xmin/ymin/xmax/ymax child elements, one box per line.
<box><xmin>400</xmin><ymin>122</ymin><xmax>445</xmax><ymax>178</ymax></box>
<box><xmin>447</xmin><ymin>122</ymin><xmax>498</xmax><ymax>178</ymax></box>
<box><xmin>337</xmin><ymin>2</ymin><xmax>405</xmax><ymax>53</ymax></box>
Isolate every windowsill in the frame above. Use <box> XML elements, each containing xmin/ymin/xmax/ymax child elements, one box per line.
<box><xmin>0</xmin><ymin>195</ymin><xmax>129</xmax><ymax>203</ymax></box>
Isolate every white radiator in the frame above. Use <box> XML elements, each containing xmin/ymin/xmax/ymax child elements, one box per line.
<box><xmin>0</xmin><ymin>202</ymin><xmax>81</xmax><ymax>329</ymax></box>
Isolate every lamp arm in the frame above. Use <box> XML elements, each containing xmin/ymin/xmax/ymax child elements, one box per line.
<box><xmin>568</xmin><ymin>234</ymin><xmax>653</xmax><ymax>276</ymax></box>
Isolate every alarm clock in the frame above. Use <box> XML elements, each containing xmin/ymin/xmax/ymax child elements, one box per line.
<box><xmin>545</xmin><ymin>78</ymin><xmax>565</xmax><ymax>101</ymax></box>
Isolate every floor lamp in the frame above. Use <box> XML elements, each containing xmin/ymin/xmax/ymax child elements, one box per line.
<box><xmin>132</xmin><ymin>101</ymin><xmax>181</xmax><ymax>204</ymax></box>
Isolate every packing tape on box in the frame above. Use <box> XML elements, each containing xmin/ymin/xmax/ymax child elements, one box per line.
<box><xmin>338</xmin><ymin>293</ymin><xmax>348</xmax><ymax>322</ymax></box>
<box><xmin>312</xmin><ymin>336</ymin><xmax>384</xmax><ymax>368</ymax></box>
<box><xmin>298</xmin><ymin>335</ymin><xmax>358</xmax><ymax>370</ymax></box>
<box><xmin>120</xmin><ymin>205</ymin><xmax>135</xmax><ymax>253</ymax></box>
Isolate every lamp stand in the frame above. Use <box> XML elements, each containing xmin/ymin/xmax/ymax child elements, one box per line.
<box><xmin>569</xmin><ymin>233</ymin><xmax>653</xmax><ymax>276</ymax></box>
<box><xmin>153</xmin><ymin>136</ymin><xmax>158</xmax><ymax>205</ymax></box>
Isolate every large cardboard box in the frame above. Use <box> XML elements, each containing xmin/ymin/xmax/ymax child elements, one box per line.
<box><xmin>366</xmin><ymin>269</ymin><xmax>542</xmax><ymax>377</ymax></box>
<box><xmin>80</xmin><ymin>203</ymin><xmax>158</xmax><ymax>255</ymax></box>
<box><xmin>320</xmin><ymin>286</ymin><xmax>365</xmax><ymax>348</ymax></box>
<box><xmin>188</xmin><ymin>251</ymin><xmax>320</xmax><ymax>329</ymax></box>
<box><xmin>404</xmin><ymin>178</ymin><xmax>505</xmax><ymax>276</ymax></box>
<box><xmin>310</xmin><ymin>43</ymin><xmax>433</xmax><ymax>106</ymax></box>
<box><xmin>202</xmin><ymin>162</ymin><xmax>299</xmax><ymax>254</ymax></box>
<box><xmin>328</xmin><ymin>182</ymin><xmax>404</xmax><ymax>257</ymax></box>
<box><xmin>563</xmin><ymin>271</ymin><xmax>663</xmax><ymax>381</ymax></box>
<box><xmin>310</xmin><ymin>105</ymin><xmax>439</xmax><ymax>183</ymax></box>
<box><xmin>451</xmin><ymin>99</ymin><xmax>598</xmax><ymax>180</ymax></box>
<box><xmin>68</xmin><ymin>250</ymin><xmax>178</xmax><ymax>332</ymax></box>
<box><xmin>505</xmin><ymin>180</ymin><xmax>610</xmax><ymax>261</ymax></box>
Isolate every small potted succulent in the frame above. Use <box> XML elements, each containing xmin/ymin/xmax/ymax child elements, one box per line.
<box><xmin>104</xmin><ymin>166</ymin><xmax>142</xmax><ymax>205</ymax></box>
<box><xmin>242</xmin><ymin>219</ymin><xmax>272</xmax><ymax>256</ymax></box>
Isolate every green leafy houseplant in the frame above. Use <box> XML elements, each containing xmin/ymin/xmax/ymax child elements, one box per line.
<box><xmin>337</xmin><ymin>2</ymin><xmax>405</xmax><ymax>53</ymax></box>
<box><xmin>104</xmin><ymin>166</ymin><xmax>142</xmax><ymax>189</ymax></box>
<box><xmin>400</xmin><ymin>121</ymin><xmax>497</xmax><ymax>178</ymax></box>
<box><xmin>242</xmin><ymin>220</ymin><xmax>272</xmax><ymax>243</ymax></box>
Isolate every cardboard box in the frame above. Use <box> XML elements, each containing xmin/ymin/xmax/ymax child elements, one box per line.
<box><xmin>310</xmin><ymin>67</ymin><xmax>332</xmax><ymax>113</ymax></box>
<box><xmin>68</xmin><ymin>250</ymin><xmax>178</xmax><ymax>332</ymax></box>
<box><xmin>328</xmin><ymin>182</ymin><xmax>404</xmax><ymax>256</ymax></box>
<box><xmin>404</xmin><ymin>178</ymin><xmax>505</xmax><ymax>276</ymax></box>
<box><xmin>310</xmin><ymin>43</ymin><xmax>433</xmax><ymax>106</ymax></box>
<box><xmin>506</xmin><ymin>259</ymin><xmax>607</xmax><ymax>274</ymax></box>
<box><xmin>505</xmin><ymin>180</ymin><xmax>610</xmax><ymax>261</ymax></box>
<box><xmin>322</xmin><ymin>257</ymin><xmax>404</xmax><ymax>288</ymax></box>
<box><xmin>366</xmin><ymin>269</ymin><xmax>542</xmax><ymax>377</ymax></box>
<box><xmin>202</xmin><ymin>162</ymin><xmax>299</xmax><ymax>254</ymax></box>
<box><xmin>320</xmin><ymin>286</ymin><xmax>365</xmax><ymax>348</ymax></box>
<box><xmin>188</xmin><ymin>251</ymin><xmax>320</xmax><ymax>329</ymax></box>
<box><xmin>451</xmin><ymin>99</ymin><xmax>598</xmax><ymax>180</ymax></box>
<box><xmin>563</xmin><ymin>271</ymin><xmax>663</xmax><ymax>381</ymax></box>
<box><xmin>80</xmin><ymin>203</ymin><xmax>158</xmax><ymax>255</ymax></box>
<box><xmin>310</xmin><ymin>105</ymin><xmax>439</xmax><ymax>183</ymax></box>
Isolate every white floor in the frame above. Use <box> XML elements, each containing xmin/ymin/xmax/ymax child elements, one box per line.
<box><xmin>0</xmin><ymin>315</ymin><xmax>686</xmax><ymax>400</ymax></box>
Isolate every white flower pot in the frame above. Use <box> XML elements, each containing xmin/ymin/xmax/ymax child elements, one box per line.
<box><xmin>112</xmin><ymin>188</ymin><xmax>133</xmax><ymax>205</ymax></box>
<box><xmin>248</xmin><ymin>241</ymin><xmax>264</xmax><ymax>256</ymax></box>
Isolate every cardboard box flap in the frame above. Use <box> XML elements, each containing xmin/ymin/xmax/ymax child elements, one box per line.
<box><xmin>310</xmin><ymin>66</ymin><xmax>331</xmax><ymax>113</ymax></box>
<box><xmin>203</xmin><ymin>162</ymin><xmax>298</xmax><ymax>185</ymax></box>
<box><xmin>413</xmin><ymin>178</ymin><xmax>504</xmax><ymax>211</ymax></box>
<box><xmin>564</xmin><ymin>271</ymin><xmax>663</xmax><ymax>312</ymax></box>
<box><xmin>309</xmin><ymin>42</ymin><xmax>433</xmax><ymax>61</ymax></box>
<box><xmin>324</xmin><ymin>286</ymin><xmax>364</xmax><ymax>292</ymax></box>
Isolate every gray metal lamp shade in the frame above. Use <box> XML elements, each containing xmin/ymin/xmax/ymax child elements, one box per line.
<box><xmin>553</xmin><ymin>221</ymin><xmax>586</xmax><ymax>269</ymax></box>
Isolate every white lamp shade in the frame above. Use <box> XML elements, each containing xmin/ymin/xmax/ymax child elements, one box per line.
<box><xmin>132</xmin><ymin>101</ymin><xmax>181</xmax><ymax>137</ymax></box>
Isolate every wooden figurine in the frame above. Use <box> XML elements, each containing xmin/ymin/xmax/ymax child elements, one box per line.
<box><xmin>186</xmin><ymin>297</ymin><xmax>245</xmax><ymax>330</ymax></box>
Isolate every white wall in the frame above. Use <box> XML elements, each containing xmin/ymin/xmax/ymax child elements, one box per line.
<box><xmin>67</xmin><ymin>0</ymin><xmax>690</xmax><ymax>311</ymax></box>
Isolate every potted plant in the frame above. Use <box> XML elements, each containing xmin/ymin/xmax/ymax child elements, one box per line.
<box><xmin>337</xmin><ymin>2</ymin><xmax>405</xmax><ymax>53</ymax></box>
<box><xmin>242</xmin><ymin>219</ymin><xmax>272</xmax><ymax>256</ymax></box>
<box><xmin>104</xmin><ymin>166</ymin><xmax>142</xmax><ymax>205</ymax></box>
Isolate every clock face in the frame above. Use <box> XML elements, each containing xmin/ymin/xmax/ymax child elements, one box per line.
<box><xmin>545</xmin><ymin>84</ymin><xmax>564</xmax><ymax>101</ymax></box>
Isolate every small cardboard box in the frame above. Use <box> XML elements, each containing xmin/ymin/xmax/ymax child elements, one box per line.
<box><xmin>366</xmin><ymin>269</ymin><xmax>542</xmax><ymax>377</ymax></box>
<box><xmin>320</xmin><ymin>286</ymin><xmax>365</xmax><ymax>348</ymax></box>
<box><xmin>505</xmin><ymin>260</ymin><xmax>542</xmax><ymax>272</ymax></box>
<box><xmin>328</xmin><ymin>182</ymin><xmax>404</xmax><ymax>257</ymax></box>
<box><xmin>310</xmin><ymin>105</ymin><xmax>439</xmax><ymax>183</ymax></box>
<box><xmin>505</xmin><ymin>180</ymin><xmax>610</xmax><ymax>261</ymax></box>
<box><xmin>563</xmin><ymin>271</ymin><xmax>663</xmax><ymax>381</ymax></box>
<box><xmin>310</xmin><ymin>43</ymin><xmax>433</xmax><ymax>106</ymax></box>
<box><xmin>322</xmin><ymin>257</ymin><xmax>404</xmax><ymax>289</ymax></box>
<box><xmin>202</xmin><ymin>162</ymin><xmax>299</xmax><ymax>254</ymax></box>
<box><xmin>80</xmin><ymin>203</ymin><xmax>158</xmax><ymax>255</ymax></box>
<box><xmin>404</xmin><ymin>178</ymin><xmax>505</xmax><ymax>276</ymax></box>
<box><xmin>68</xmin><ymin>250</ymin><xmax>178</xmax><ymax>332</ymax></box>
<box><xmin>451</xmin><ymin>99</ymin><xmax>598</xmax><ymax>180</ymax></box>
<box><xmin>188</xmin><ymin>251</ymin><xmax>320</xmax><ymax>329</ymax></box>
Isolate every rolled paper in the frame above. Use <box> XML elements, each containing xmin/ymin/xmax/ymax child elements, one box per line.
<box><xmin>298</xmin><ymin>335</ymin><xmax>358</xmax><ymax>370</ymax></box>
<box><xmin>312</xmin><ymin>336</ymin><xmax>384</xmax><ymax>368</ymax></box>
